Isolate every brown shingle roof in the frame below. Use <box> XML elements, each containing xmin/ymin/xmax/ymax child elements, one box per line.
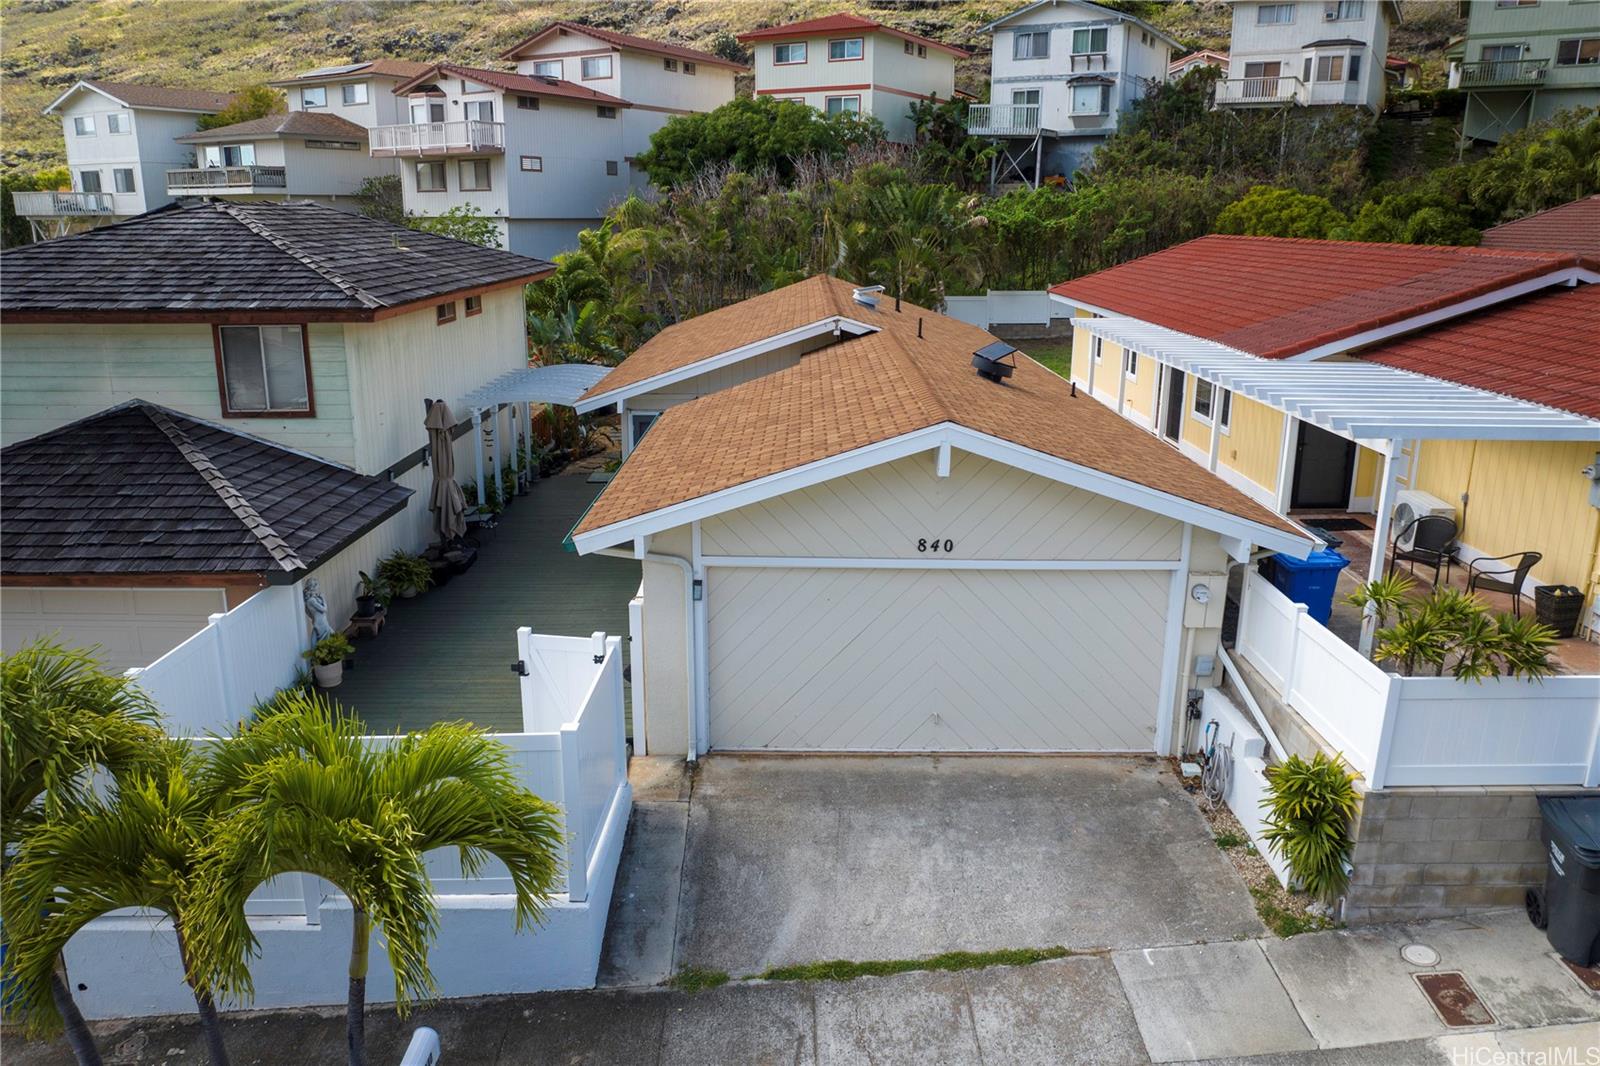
<box><xmin>176</xmin><ymin>111</ymin><xmax>368</xmax><ymax>143</ymax></box>
<box><xmin>737</xmin><ymin>13</ymin><xmax>968</xmax><ymax>57</ymax></box>
<box><xmin>62</xmin><ymin>80</ymin><xmax>237</xmax><ymax>113</ymax></box>
<box><xmin>579</xmin><ymin>275</ymin><xmax>864</xmax><ymax>402</ymax></box>
<box><xmin>391</xmin><ymin>62</ymin><xmax>631</xmax><ymax>106</ymax></box>
<box><xmin>271</xmin><ymin>59</ymin><xmax>435</xmax><ymax>85</ymax></box>
<box><xmin>1479</xmin><ymin>196</ymin><xmax>1600</xmax><ymax>258</ymax></box>
<box><xmin>574</xmin><ymin>277</ymin><xmax>1303</xmax><ymax>543</ymax></box>
<box><xmin>500</xmin><ymin>20</ymin><xmax>749</xmax><ymax>70</ymax></box>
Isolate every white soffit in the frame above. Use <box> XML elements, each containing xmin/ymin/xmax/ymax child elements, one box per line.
<box><xmin>460</xmin><ymin>364</ymin><xmax>611</xmax><ymax>409</ymax></box>
<box><xmin>1077</xmin><ymin>318</ymin><xmax>1600</xmax><ymax>443</ymax></box>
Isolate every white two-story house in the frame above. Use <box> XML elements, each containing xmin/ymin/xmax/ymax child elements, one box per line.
<box><xmin>374</xmin><ymin>62</ymin><xmax>633</xmax><ymax>259</ymax></box>
<box><xmin>270</xmin><ymin>58</ymin><xmax>434</xmax><ymax>127</ymax></box>
<box><xmin>969</xmin><ymin>0</ymin><xmax>1178</xmax><ymax>186</ymax></box>
<box><xmin>1215</xmin><ymin>0</ymin><xmax>1398</xmax><ymax>111</ymax></box>
<box><xmin>498</xmin><ymin>20</ymin><xmax>743</xmax><ymax>182</ymax></box>
<box><xmin>22</xmin><ymin>81</ymin><xmax>236</xmax><ymax>239</ymax></box>
<box><xmin>739</xmin><ymin>13</ymin><xmax>965</xmax><ymax>143</ymax></box>
<box><xmin>165</xmin><ymin>112</ymin><xmax>395</xmax><ymax>208</ymax></box>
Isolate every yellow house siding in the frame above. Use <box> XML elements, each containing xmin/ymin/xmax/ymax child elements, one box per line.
<box><xmin>1180</xmin><ymin>376</ymin><xmax>1211</xmax><ymax>452</ymax></box>
<box><xmin>1352</xmin><ymin>445</ymin><xmax>1382</xmax><ymax>503</ymax></box>
<box><xmin>1218</xmin><ymin>395</ymin><xmax>1283</xmax><ymax>493</ymax></box>
<box><xmin>1070</xmin><ymin>320</ymin><xmax>1093</xmax><ymax>390</ymax></box>
<box><xmin>1125</xmin><ymin>351</ymin><xmax>1156</xmax><ymax>420</ymax></box>
<box><xmin>1418</xmin><ymin>439</ymin><xmax>1600</xmax><ymax>596</ymax></box>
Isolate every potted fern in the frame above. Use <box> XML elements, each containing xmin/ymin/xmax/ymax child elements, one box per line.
<box><xmin>303</xmin><ymin>632</ymin><xmax>356</xmax><ymax>688</ymax></box>
<box><xmin>376</xmin><ymin>550</ymin><xmax>434</xmax><ymax>600</ymax></box>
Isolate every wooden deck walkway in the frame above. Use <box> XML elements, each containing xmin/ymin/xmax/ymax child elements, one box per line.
<box><xmin>335</xmin><ymin>471</ymin><xmax>641</xmax><ymax>736</ymax></box>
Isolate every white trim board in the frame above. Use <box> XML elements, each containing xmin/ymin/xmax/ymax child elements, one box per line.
<box><xmin>571</xmin><ymin>422</ymin><xmax>1315</xmax><ymax>559</ymax></box>
<box><xmin>701</xmin><ymin>556</ymin><xmax>1182</xmax><ymax>571</ymax></box>
<box><xmin>573</xmin><ymin>315</ymin><xmax>878</xmax><ymax>413</ymax></box>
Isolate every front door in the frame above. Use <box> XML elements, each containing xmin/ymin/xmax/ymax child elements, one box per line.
<box><xmin>1161</xmin><ymin>368</ymin><xmax>1186</xmax><ymax>443</ymax></box>
<box><xmin>1291</xmin><ymin>422</ymin><xmax>1357</xmax><ymax>510</ymax></box>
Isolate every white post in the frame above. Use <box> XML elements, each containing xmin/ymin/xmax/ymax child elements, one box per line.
<box><xmin>559</xmin><ymin>722</ymin><xmax>588</xmax><ymax>903</ymax></box>
<box><xmin>492</xmin><ymin>404</ymin><xmax>505</xmax><ymax>506</ymax></box>
<box><xmin>473</xmin><ymin>406</ymin><xmax>486</xmax><ymax>514</ymax></box>
<box><xmin>1368</xmin><ymin>673</ymin><xmax>1402</xmax><ymax>791</ymax></box>
<box><xmin>523</xmin><ymin>402</ymin><xmax>534</xmax><ymax>479</ymax></box>
<box><xmin>628</xmin><ymin>589</ymin><xmax>647</xmax><ymax>756</ymax></box>
<box><xmin>1585</xmin><ymin>707</ymin><xmax>1600</xmax><ymax>789</ymax></box>
<box><xmin>1207</xmin><ymin>401</ymin><xmax>1222</xmax><ymax>473</ymax></box>
<box><xmin>207</xmin><ymin>612</ymin><xmax>233</xmax><ymax>722</ymax></box>
<box><xmin>301</xmin><ymin>873</ymin><xmax>323</xmax><ymax>926</ymax></box>
<box><xmin>1115</xmin><ymin>352</ymin><xmax>1128</xmax><ymax>415</ymax></box>
<box><xmin>516</xmin><ymin>626</ymin><xmax>537</xmax><ymax>733</ymax></box>
<box><xmin>1274</xmin><ymin>415</ymin><xmax>1298</xmax><ymax>514</ymax></box>
<box><xmin>1361</xmin><ymin>440</ymin><xmax>1404</xmax><ymax>655</ymax></box>
<box><xmin>607</xmin><ymin>635</ymin><xmax>625</xmax><ymax>777</ymax></box>
<box><xmin>1284</xmin><ymin>603</ymin><xmax>1309</xmax><ymax>701</ymax></box>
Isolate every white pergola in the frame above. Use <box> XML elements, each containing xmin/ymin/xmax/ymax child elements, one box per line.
<box><xmin>456</xmin><ymin>364</ymin><xmax>611</xmax><ymax>513</ymax></box>
<box><xmin>1075</xmin><ymin>317</ymin><xmax>1600</xmax><ymax>650</ymax></box>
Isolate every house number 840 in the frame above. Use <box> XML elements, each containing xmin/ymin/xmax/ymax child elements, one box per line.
<box><xmin>917</xmin><ymin>538</ymin><xmax>955</xmax><ymax>553</ymax></box>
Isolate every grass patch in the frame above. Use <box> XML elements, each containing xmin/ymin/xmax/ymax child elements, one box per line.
<box><xmin>667</xmin><ymin>967</ymin><xmax>730</xmax><ymax>993</ymax></box>
<box><xmin>1213</xmin><ymin>830</ymin><xmax>1248</xmax><ymax>850</ymax></box>
<box><xmin>1249</xmin><ymin>887</ymin><xmax>1333</xmax><ymax>939</ymax></box>
<box><xmin>1018</xmin><ymin>339</ymin><xmax>1072</xmax><ymax>379</ymax></box>
<box><xmin>756</xmin><ymin>946</ymin><xmax>1070</xmax><ymax>983</ymax></box>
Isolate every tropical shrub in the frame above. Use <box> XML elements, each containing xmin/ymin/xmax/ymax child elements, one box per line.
<box><xmin>1260</xmin><ymin>752</ymin><xmax>1359</xmax><ymax>903</ymax></box>
<box><xmin>1215</xmin><ymin>185</ymin><xmax>1349</xmax><ymax>239</ymax></box>
<box><xmin>376</xmin><ymin>550</ymin><xmax>434</xmax><ymax>597</ymax></box>
<box><xmin>637</xmin><ymin>96</ymin><xmax>887</xmax><ymax>188</ymax></box>
<box><xmin>195</xmin><ymin>84</ymin><xmax>283</xmax><ymax>131</ymax></box>
<box><xmin>1369</xmin><ymin>586</ymin><xmax>1556</xmax><ymax>680</ymax></box>
<box><xmin>302</xmin><ymin>632</ymin><xmax>355</xmax><ymax>667</ymax></box>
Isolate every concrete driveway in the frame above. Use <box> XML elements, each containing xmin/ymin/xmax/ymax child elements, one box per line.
<box><xmin>602</xmin><ymin>754</ymin><xmax>1266</xmax><ymax>983</ymax></box>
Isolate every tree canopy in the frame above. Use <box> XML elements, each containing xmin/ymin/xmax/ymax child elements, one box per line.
<box><xmin>195</xmin><ymin>84</ymin><xmax>284</xmax><ymax>132</ymax></box>
<box><xmin>1215</xmin><ymin>186</ymin><xmax>1350</xmax><ymax>239</ymax></box>
<box><xmin>636</xmin><ymin>96</ymin><xmax>887</xmax><ymax>188</ymax></box>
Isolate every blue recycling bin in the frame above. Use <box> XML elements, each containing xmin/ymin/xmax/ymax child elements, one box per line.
<box><xmin>1264</xmin><ymin>547</ymin><xmax>1351</xmax><ymax>625</ymax></box>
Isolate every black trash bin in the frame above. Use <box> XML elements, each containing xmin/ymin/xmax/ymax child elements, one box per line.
<box><xmin>1532</xmin><ymin>795</ymin><xmax>1600</xmax><ymax>966</ymax></box>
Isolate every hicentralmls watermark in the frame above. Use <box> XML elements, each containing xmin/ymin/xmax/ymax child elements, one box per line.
<box><xmin>1449</xmin><ymin>1046</ymin><xmax>1600</xmax><ymax>1066</ymax></box>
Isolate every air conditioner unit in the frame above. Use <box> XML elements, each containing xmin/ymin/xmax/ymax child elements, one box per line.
<box><xmin>1391</xmin><ymin>489</ymin><xmax>1454</xmax><ymax>550</ymax></box>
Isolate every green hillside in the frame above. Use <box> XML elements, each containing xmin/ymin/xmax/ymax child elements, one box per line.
<box><xmin>1</xmin><ymin>0</ymin><xmax>1462</xmax><ymax>174</ymax></box>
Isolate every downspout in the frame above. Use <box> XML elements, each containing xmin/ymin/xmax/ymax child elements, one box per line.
<box><xmin>599</xmin><ymin>546</ymin><xmax>698</xmax><ymax>761</ymax></box>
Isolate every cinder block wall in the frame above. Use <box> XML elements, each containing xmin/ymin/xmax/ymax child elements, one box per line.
<box><xmin>1345</xmin><ymin>788</ymin><xmax>1548</xmax><ymax>925</ymax></box>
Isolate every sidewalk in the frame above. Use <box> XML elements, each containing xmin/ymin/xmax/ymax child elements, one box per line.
<box><xmin>11</xmin><ymin>909</ymin><xmax>1599</xmax><ymax>1065</ymax></box>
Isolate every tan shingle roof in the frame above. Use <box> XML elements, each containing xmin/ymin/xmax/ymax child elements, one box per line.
<box><xmin>500</xmin><ymin>20</ymin><xmax>749</xmax><ymax>70</ymax></box>
<box><xmin>272</xmin><ymin>59</ymin><xmax>435</xmax><ymax>85</ymax></box>
<box><xmin>580</xmin><ymin>275</ymin><xmax>863</xmax><ymax>402</ymax></box>
<box><xmin>176</xmin><ymin>111</ymin><xmax>369</xmax><ymax>143</ymax></box>
<box><xmin>75</xmin><ymin>80</ymin><xmax>237</xmax><ymax>113</ymax></box>
<box><xmin>575</xmin><ymin>277</ymin><xmax>1303</xmax><ymax>542</ymax></box>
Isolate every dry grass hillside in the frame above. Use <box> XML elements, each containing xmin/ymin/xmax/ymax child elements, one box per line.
<box><xmin>0</xmin><ymin>0</ymin><xmax>1462</xmax><ymax>173</ymax></box>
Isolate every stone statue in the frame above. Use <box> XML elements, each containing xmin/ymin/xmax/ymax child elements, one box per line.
<box><xmin>303</xmin><ymin>578</ymin><xmax>333</xmax><ymax>643</ymax></box>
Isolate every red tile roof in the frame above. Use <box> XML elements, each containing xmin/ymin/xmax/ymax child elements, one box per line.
<box><xmin>737</xmin><ymin>13</ymin><xmax>967</xmax><ymax>57</ymax></box>
<box><xmin>500</xmin><ymin>20</ymin><xmax>748</xmax><ymax>70</ymax></box>
<box><xmin>391</xmin><ymin>63</ymin><xmax>631</xmax><ymax>106</ymax></box>
<box><xmin>1479</xmin><ymin>196</ymin><xmax>1600</xmax><ymax>259</ymax></box>
<box><xmin>1360</xmin><ymin>283</ymin><xmax>1600</xmax><ymax>419</ymax></box>
<box><xmin>1049</xmin><ymin>235</ymin><xmax>1595</xmax><ymax>359</ymax></box>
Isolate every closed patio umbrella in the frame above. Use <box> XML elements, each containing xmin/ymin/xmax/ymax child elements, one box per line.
<box><xmin>425</xmin><ymin>399</ymin><xmax>467</xmax><ymax>544</ymax></box>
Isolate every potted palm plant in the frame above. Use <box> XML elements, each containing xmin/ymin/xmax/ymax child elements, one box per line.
<box><xmin>376</xmin><ymin>551</ymin><xmax>434</xmax><ymax>600</ymax></box>
<box><xmin>354</xmin><ymin>571</ymin><xmax>391</xmax><ymax>618</ymax></box>
<box><xmin>304</xmin><ymin>632</ymin><xmax>355</xmax><ymax>688</ymax></box>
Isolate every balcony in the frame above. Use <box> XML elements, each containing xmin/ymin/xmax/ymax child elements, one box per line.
<box><xmin>1214</xmin><ymin>75</ymin><xmax>1305</xmax><ymax>107</ymax></box>
<box><xmin>965</xmin><ymin>103</ymin><xmax>1042</xmax><ymax>138</ymax></box>
<box><xmin>11</xmin><ymin>190</ymin><xmax>115</xmax><ymax>218</ymax></box>
<box><xmin>369</xmin><ymin>120</ymin><xmax>506</xmax><ymax>158</ymax></box>
<box><xmin>166</xmin><ymin>166</ymin><xmax>288</xmax><ymax>196</ymax></box>
<box><xmin>1457</xmin><ymin>58</ymin><xmax>1548</xmax><ymax>88</ymax></box>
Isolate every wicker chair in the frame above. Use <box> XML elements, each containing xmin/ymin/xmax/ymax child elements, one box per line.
<box><xmin>1387</xmin><ymin>514</ymin><xmax>1459</xmax><ymax>588</ymax></box>
<box><xmin>1467</xmin><ymin>551</ymin><xmax>1542</xmax><ymax>618</ymax></box>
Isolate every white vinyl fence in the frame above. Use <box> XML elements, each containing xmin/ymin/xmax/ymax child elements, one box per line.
<box><xmin>127</xmin><ymin>584</ymin><xmax>306</xmax><ymax>736</ymax></box>
<box><xmin>1237</xmin><ymin>569</ymin><xmax>1600</xmax><ymax>789</ymax></box>
<box><xmin>943</xmin><ymin>290</ymin><xmax>1054</xmax><ymax>328</ymax></box>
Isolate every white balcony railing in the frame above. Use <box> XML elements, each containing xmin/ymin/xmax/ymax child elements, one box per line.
<box><xmin>966</xmin><ymin>103</ymin><xmax>1042</xmax><ymax>137</ymax></box>
<box><xmin>369</xmin><ymin>119</ymin><xmax>506</xmax><ymax>157</ymax></box>
<box><xmin>166</xmin><ymin>165</ymin><xmax>288</xmax><ymax>193</ymax></box>
<box><xmin>1214</xmin><ymin>75</ymin><xmax>1305</xmax><ymax>106</ymax></box>
<box><xmin>1458</xmin><ymin>58</ymin><xmax>1548</xmax><ymax>88</ymax></box>
<box><xmin>11</xmin><ymin>190</ymin><xmax>115</xmax><ymax>217</ymax></box>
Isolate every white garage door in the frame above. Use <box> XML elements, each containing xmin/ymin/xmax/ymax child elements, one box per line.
<box><xmin>707</xmin><ymin>567</ymin><xmax>1170</xmax><ymax>752</ymax></box>
<box><xmin>0</xmin><ymin>587</ymin><xmax>224</xmax><ymax>672</ymax></box>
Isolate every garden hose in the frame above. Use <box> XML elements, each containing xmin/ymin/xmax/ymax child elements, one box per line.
<box><xmin>1201</xmin><ymin>725</ymin><xmax>1232</xmax><ymax>811</ymax></box>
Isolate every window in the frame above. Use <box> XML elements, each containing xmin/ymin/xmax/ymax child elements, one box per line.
<box><xmin>106</xmin><ymin>112</ymin><xmax>130</xmax><ymax>134</ymax></box>
<box><xmin>416</xmin><ymin>161</ymin><xmax>447</xmax><ymax>192</ymax></box>
<box><xmin>73</xmin><ymin>115</ymin><xmax>95</xmax><ymax>135</ymax></box>
<box><xmin>581</xmin><ymin>55</ymin><xmax>613</xmax><ymax>79</ymax></box>
<box><xmin>216</xmin><ymin>325</ymin><xmax>311</xmax><ymax>415</ymax></box>
<box><xmin>520</xmin><ymin>154</ymin><xmax>543</xmax><ymax>171</ymax></box>
<box><xmin>459</xmin><ymin>159</ymin><xmax>491</xmax><ymax>191</ymax></box>
<box><xmin>1013</xmin><ymin>30</ymin><xmax>1049</xmax><ymax>59</ymax></box>
<box><xmin>1347</xmin><ymin>53</ymin><xmax>1362</xmax><ymax>80</ymax></box>
<box><xmin>1495</xmin><ymin>0</ymin><xmax>1538</xmax><ymax>6</ymax></box>
<box><xmin>1123</xmin><ymin>349</ymin><xmax>1138</xmax><ymax>378</ymax></box>
<box><xmin>1315</xmin><ymin>55</ymin><xmax>1345</xmax><ymax>81</ymax></box>
<box><xmin>342</xmin><ymin>82</ymin><xmax>369</xmax><ymax>105</ymax></box>
<box><xmin>917</xmin><ymin>44</ymin><xmax>927</xmax><ymax>58</ymax></box>
<box><xmin>630</xmin><ymin>411</ymin><xmax>659</xmax><ymax>446</ymax></box>
<box><xmin>825</xmin><ymin>95</ymin><xmax>861</xmax><ymax>116</ymax></box>
<box><xmin>1091</xmin><ymin>336</ymin><xmax>1104</xmax><ymax>363</ymax></box>
<box><xmin>113</xmin><ymin>168</ymin><xmax>135</xmax><ymax>193</ymax></box>
<box><xmin>1257</xmin><ymin>3</ymin><xmax>1296</xmax><ymax>24</ymax></box>
<box><xmin>463</xmin><ymin>100</ymin><xmax>494</xmax><ymax>123</ymax></box>
<box><xmin>1072</xmin><ymin>27</ymin><xmax>1108</xmax><ymax>54</ymax></box>
<box><xmin>597</xmin><ymin>105</ymin><xmax>617</xmax><ymax>118</ymax></box>
<box><xmin>517</xmin><ymin>95</ymin><xmax>540</xmax><ymax>110</ymax></box>
<box><xmin>1303</xmin><ymin>56</ymin><xmax>1314</xmax><ymax>82</ymax></box>
<box><xmin>410</xmin><ymin>99</ymin><xmax>446</xmax><ymax>123</ymax></box>
<box><xmin>206</xmin><ymin>143</ymin><xmax>255</xmax><ymax>167</ymax></box>
<box><xmin>1323</xmin><ymin>0</ymin><xmax>1363</xmax><ymax>18</ymax></box>
<box><xmin>829</xmin><ymin>37</ymin><xmax>864</xmax><ymax>61</ymax></box>
<box><xmin>531</xmin><ymin>60</ymin><xmax>562</xmax><ymax>78</ymax></box>
<box><xmin>1481</xmin><ymin>44</ymin><xmax>1524</xmax><ymax>62</ymax></box>
<box><xmin>1070</xmin><ymin>82</ymin><xmax>1111</xmax><ymax>114</ymax></box>
<box><xmin>301</xmin><ymin>86</ymin><xmax>326</xmax><ymax>108</ymax></box>
<box><xmin>684</xmin><ymin>61</ymin><xmax>697</xmax><ymax>75</ymax></box>
<box><xmin>78</xmin><ymin>170</ymin><xmax>101</xmax><ymax>193</ymax></box>
<box><xmin>663</xmin><ymin>57</ymin><xmax>679</xmax><ymax>72</ymax></box>
<box><xmin>1557</xmin><ymin>38</ymin><xmax>1600</xmax><ymax>65</ymax></box>
<box><xmin>436</xmin><ymin>302</ymin><xmax>457</xmax><ymax>325</ymax></box>
<box><xmin>465</xmin><ymin>294</ymin><xmax>483</xmax><ymax>316</ymax></box>
<box><xmin>1192</xmin><ymin>380</ymin><xmax>1231</xmax><ymax>429</ymax></box>
<box><xmin>774</xmin><ymin>42</ymin><xmax>807</xmax><ymax>64</ymax></box>
<box><xmin>905</xmin><ymin>40</ymin><xmax>916</xmax><ymax>55</ymax></box>
<box><xmin>605</xmin><ymin>160</ymin><xmax>619</xmax><ymax>176</ymax></box>
<box><xmin>1012</xmin><ymin>88</ymin><xmax>1042</xmax><ymax>107</ymax></box>
<box><xmin>305</xmin><ymin>139</ymin><xmax>361</xmax><ymax>150</ymax></box>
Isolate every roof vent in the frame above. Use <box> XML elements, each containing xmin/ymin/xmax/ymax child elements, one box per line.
<box><xmin>852</xmin><ymin>284</ymin><xmax>884</xmax><ymax>309</ymax></box>
<box><xmin>972</xmin><ymin>341</ymin><xmax>1018</xmax><ymax>384</ymax></box>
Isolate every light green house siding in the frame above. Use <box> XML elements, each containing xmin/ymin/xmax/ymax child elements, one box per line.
<box><xmin>1458</xmin><ymin>0</ymin><xmax>1600</xmax><ymax>142</ymax></box>
<box><xmin>0</xmin><ymin>323</ymin><xmax>357</xmax><ymax>463</ymax></box>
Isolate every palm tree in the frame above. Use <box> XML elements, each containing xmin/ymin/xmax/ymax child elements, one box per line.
<box><xmin>1</xmin><ymin>741</ymin><xmax>249</xmax><ymax>1066</ymax></box>
<box><xmin>198</xmin><ymin>697</ymin><xmax>563</xmax><ymax>1066</ymax></box>
<box><xmin>1</xmin><ymin>640</ymin><xmax>165</xmax><ymax>1066</ymax></box>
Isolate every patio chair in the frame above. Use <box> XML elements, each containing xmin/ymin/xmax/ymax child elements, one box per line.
<box><xmin>1466</xmin><ymin>551</ymin><xmax>1542</xmax><ymax>618</ymax></box>
<box><xmin>1387</xmin><ymin>514</ymin><xmax>1458</xmax><ymax>588</ymax></box>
